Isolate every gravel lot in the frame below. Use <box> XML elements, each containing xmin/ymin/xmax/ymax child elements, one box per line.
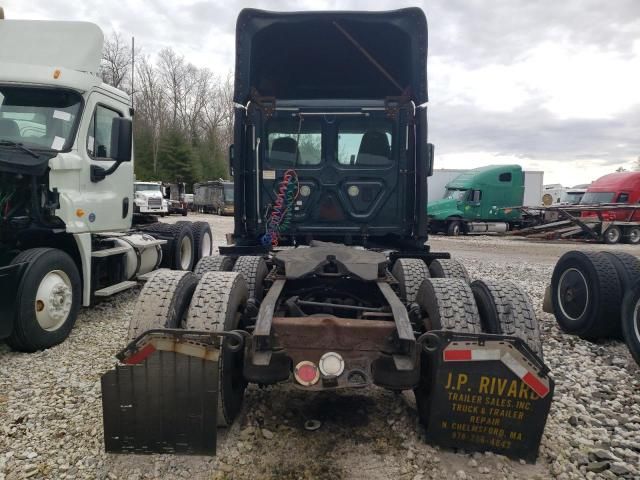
<box><xmin>1</xmin><ymin>214</ymin><xmax>639</xmax><ymax>480</ymax></box>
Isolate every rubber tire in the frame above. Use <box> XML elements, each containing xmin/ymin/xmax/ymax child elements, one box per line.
<box><xmin>603</xmin><ymin>226</ymin><xmax>622</xmax><ymax>244</ymax></box>
<box><xmin>623</xmin><ymin>226</ymin><xmax>640</xmax><ymax>245</ymax></box>
<box><xmin>391</xmin><ymin>258</ymin><xmax>430</xmax><ymax>302</ymax></box>
<box><xmin>621</xmin><ymin>281</ymin><xmax>640</xmax><ymax>366</ymax></box>
<box><xmin>141</xmin><ymin>222</ymin><xmax>195</xmax><ymax>271</ymax></box>
<box><xmin>598</xmin><ymin>251</ymin><xmax>640</xmax><ymax>337</ymax></box>
<box><xmin>599</xmin><ymin>251</ymin><xmax>640</xmax><ymax>294</ymax></box>
<box><xmin>185</xmin><ymin>272</ymin><xmax>248</xmax><ymax>426</ymax></box>
<box><xmin>194</xmin><ymin>255</ymin><xmax>235</xmax><ymax>278</ymax></box>
<box><xmin>189</xmin><ymin>221</ymin><xmax>213</xmax><ymax>263</ymax></box>
<box><xmin>551</xmin><ymin>251</ymin><xmax>622</xmax><ymax>338</ymax></box>
<box><xmin>416</xmin><ymin>278</ymin><xmax>482</xmax><ymax>333</ymax></box>
<box><xmin>6</xmin><ymin>248</ymin><xmax>81</xmax><ymax>352</ymax></box>
<box><xmin>232</xmin><ymin>256</ymin><xmax>269</xmax><ymax>301</ymax></box>
<box><xmin>414</xmin><ymin>278</ymin><xmax>482</xmax><ymax>425</ymax></box>
<box><xmin>447</xmin><ymin>220</ymin><xmax>462</xmax><ymax>236</ymax></box>
<box><xmin>471</xmin><ymin>279</ymin><xmax>543</xmax><ymax>359</ymax></box>
<box><xmin>127</xmin><ymin>269</ymin><xmax>198</xmax><ymax>343</ymax></box>
<box><xmin>428</xmin><ymin>258</ymin><xmax>470</xmax><ymax>283</ymax></box>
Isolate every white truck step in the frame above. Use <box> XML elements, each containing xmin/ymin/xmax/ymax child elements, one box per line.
<box><xmin>92</xmin><ymin>246</ymin><xmax>131</xmax><ymax>258</ymax></box>
<box><xmin>94</xmin><ymin>281</ymin><xmax>138</xmax><ymax>297</ymax></box>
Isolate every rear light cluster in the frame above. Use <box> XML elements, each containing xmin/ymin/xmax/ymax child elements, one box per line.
<box><xmin>294</xmin><ymin>352</ymin><xmax>344</xmax><ymax>386</ymax></box>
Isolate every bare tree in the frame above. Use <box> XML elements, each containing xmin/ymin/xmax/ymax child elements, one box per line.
<box><xmin>135</xmin><ymin>55</ymin><xmax>167</xmax><ymax>174</ymax></box>
<box><xmin>100</xmin><ymin>32</ymin><xmax>133</xmax><ymax>91</ymax></box>
<box><xmin>158</xmin><ymin>48</ymin><xmax>186</xmax><ymax>128</ymax></box>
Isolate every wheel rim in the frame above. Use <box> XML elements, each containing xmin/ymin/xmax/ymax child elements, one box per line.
<box><xmin>606</xmin><ymin>228</ymin><xmax>620</xmax><ymax>243</ymax></box>
<box><xmin>557</xmin><ymin>268</ymin><xmax>589</xmax><ymax>321</ymax></box>
<box><xmin>630</xmin><ymin>228</ymin><xmax>640</xmax><ymax>243</ymax></box>
<box><xmin>452</xmin><ymin>224</ymin><xmax>459</xmax><ymax>235</ymax></box>
<box><xmin>35</xmin><ymin>270</ymin><xmax>73</xmax><ymax>331</ymax></box>
<box><xmin>180</xmin><ymin>237</ymin><xmax>193</xmax><ymax>270</ymax></box>
<box><xmin>201</xmin><ymin>231</ymin><xmax>212</xmax><ymax>258</ymax></box>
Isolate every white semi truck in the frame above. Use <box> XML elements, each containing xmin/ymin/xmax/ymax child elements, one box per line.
<box><xmin>133</xmin><ymin>181</ymin><xmax>169</xmax><ymax>215</ymax></box>
<box><xmin>0</xmin><ymin>17</ymin><xmax>212</xmax><ymax>351</ymax></box>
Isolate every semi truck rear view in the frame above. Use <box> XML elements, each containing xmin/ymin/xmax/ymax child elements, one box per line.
<box><xmin>0</xmin><ymin>18</ymin><xmax>211</xmax><ymax>351</ymax></box>
<box><xmin>100</xmin><ymin>8</ymin><xmax>554</xmax><ymax>462</ymax></box>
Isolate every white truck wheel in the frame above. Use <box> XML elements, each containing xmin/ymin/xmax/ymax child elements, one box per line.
<box><xmin>7</xmin><ymin>248</ymin><xmax>81</xmax><ymax>352</ymax></box>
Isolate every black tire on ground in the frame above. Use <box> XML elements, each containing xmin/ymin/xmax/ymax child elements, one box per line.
<box><xmin>414</xmin><ymin>278</ymin><xmax>482</xmax><ymax>425</ymax></box>
<box><xmin>600</xmin><ymin>251</ymin><xmax>640</xmax><ymax>292</ymax></box>
<box><xmin>181</xmin><ymin>209</ymin><xmax>188</xmax><ymax>216</ymax></box>
<box><xmin>127</xmin><ymin>269</ymin><xmax>198</xmax><ymax>343</ymax></box>
<box><xmin>232</xmin><ymin>256</ymin><xmax>269</xmax><ymax>301</ymax></box>
<box><xmin>189</xmin><ymin>221</ymin><xmax>213</xmax><ymax>263</ymax></box>
<box><xmin>6</xmin><ymin>248</ymin><xmax>81</xmax><ymax>352</ymax></box>
<box><xmin>470</xmin><ymin>279</ymin><xmax>543</xmax><ymax>359</ymax></box>
<box><xmin>599</xmin><ymin>251</ymin><xmax>640</xmax><ymax>337</ymax></box>
<box><xmin>447</xmin><ymin>220</ymin><xmax>462</xmax><ymax>236</ymax></box>
<box><xmin>416</xmin><ymin>278</ymin><xmax>482</xmax><ymax>333</ymax></box>
<box><xmin>140</xmin><ymin>222</ymin><xmax>195</xmax><ymax>271</ymax></box>
<box><xmin>185</xmin><ymin>271</ymin><xmax>248</xmax><ymax>426</ymax></box>
<box><xmin>551</xmin><ymin>251</ymin><xmax>622</xmax><ymax>338</ymax></box>
<box><xmin>603</xmin><ymin>225</ymin><xmax>622</xmax><ymax>244</ymax></box>
<box><xmin>428</xmin><ymin>258</ymin><xmax>470</xmax><ymax>283</ymax></box>
<box><xmin>621</xmin><ymin>280</ymin><xmax>640</xmax><ymax>366</ymax></box>
<box><xmin>194</xmin><ymin>255</ymin><xmax>235</xmax><ymax>278</ymax></box>
<box><xmin>623</xmin><ymin>226</ymin><xmax>640</xmax><ymax>245</ymax></box>
<box><xmin>391</xmin><ymin>258</ymin><xmax>430</xmax><ymax>302</ymax></box>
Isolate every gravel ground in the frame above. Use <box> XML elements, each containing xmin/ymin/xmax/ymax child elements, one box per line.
<box><xmin>1</xmin><ymin>214</ymin><xmax>639</xmax><ymax>480</ymax></box>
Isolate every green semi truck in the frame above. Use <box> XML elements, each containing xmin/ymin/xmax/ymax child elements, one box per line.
<box><xmin>428</xmin><ymin>165</ymin><xmax>536</xmax><ymax>235</ymax></box>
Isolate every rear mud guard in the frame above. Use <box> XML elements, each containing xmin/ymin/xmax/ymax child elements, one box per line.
<box><xmin>101</xmin><ymin>329</ymin><xmax>245</xmax><ymax>455</ymax></box>
<box><xmin>0</xmin><ymin>262</ymin><xmax>26</xmax><ymax>339</ymax></box>
<box><xmin>416</xmin><ymin>331</ymin><xmax>554</xmax><ymax>463</ymax></box>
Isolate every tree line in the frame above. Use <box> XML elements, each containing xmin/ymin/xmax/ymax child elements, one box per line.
<box><xmin>100</xmin><ymin>32</ymin><xmax>233</xmax><ymax>189</ymax></box>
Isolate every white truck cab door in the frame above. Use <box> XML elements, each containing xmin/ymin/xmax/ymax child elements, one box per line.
<box><xmin>75</xmin><ymin>91</ymin><xmax>133</xmax><ymax>232</ymax></box>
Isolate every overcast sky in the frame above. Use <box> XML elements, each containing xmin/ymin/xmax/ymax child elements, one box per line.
<box><xmin>5</xmin><ymin>0</ymin><xmax>640</xmax><ymax>185</ymax></box>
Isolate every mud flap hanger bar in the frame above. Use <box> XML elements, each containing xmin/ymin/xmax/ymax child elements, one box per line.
<box><xmin>116</xmin><ymin>328</ymin><xmax>248</xmax><ymax>364</ymax></box>
<box><xmin>418</xmin><ymin>331</ymin><xmax>552</xmax><ymax>398</ymax></box>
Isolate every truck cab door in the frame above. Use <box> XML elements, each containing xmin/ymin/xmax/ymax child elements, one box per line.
<box><xmin>76</xmin><ymin>92</ymin><xmax>133</xmax><ymax>232</ymax></box>
<box><xmin>467</xmin><ymin>190</ymin><xmax>483</xmax><ymax>218</ymax></box>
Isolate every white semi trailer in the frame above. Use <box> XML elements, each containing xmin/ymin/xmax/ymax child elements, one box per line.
<box><xmin>0</xmin><ymin>18</ymin><xmax>212</xmax><ymax>351</ymax></box>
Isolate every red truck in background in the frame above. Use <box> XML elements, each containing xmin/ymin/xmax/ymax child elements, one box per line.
<box><xmin>578</xmin><ymin>172</ymin><xmax>640</xmax><ymax>243</ymax></box>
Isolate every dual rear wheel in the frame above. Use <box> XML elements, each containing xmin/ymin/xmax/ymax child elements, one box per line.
<box><xmin>550</xmin><ymin>250</ymin><xmax>640</xmax><ymax>363</ymax></box>
<box><xmin>128</xmin><ymin>255</ymin><xmax>270</xmax><ymax>427</ymax></box>
<box><xmin>404</xmin><ymin>258</ymin><xmax>542</xmax><ymax>424</ymax></box>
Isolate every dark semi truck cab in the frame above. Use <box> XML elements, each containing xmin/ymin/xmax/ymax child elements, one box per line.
<box><xmin>228</xmin><ymin>8</ymin><xmax>433</xmax><ymax>250</ymax></box>
<box><xmin>102</xmin><ymin>8</ymin><xmax>553</xmax><ymax>462</ymax></box>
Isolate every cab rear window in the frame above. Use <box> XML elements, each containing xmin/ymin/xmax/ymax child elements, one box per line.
<box><xmin>337</xmin><ymin>118</ymin><xmax>393</xmax><ymax>166</ymax></box>
<box><xmin>266</xmin><ymin>118</ymin><xmax>322</xmax><ymax>167</ymax></box>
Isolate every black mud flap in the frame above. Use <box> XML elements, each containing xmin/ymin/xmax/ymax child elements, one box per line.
<box><xmin>416</xmin><ymin>331</ymin><xmax>554</xmax><ymax>463</ymax></box>
<box><xmin>0</xmin><ymin>263</ymin><xmax>26</xmax><ymax>339</ymax></box>
<box><xmin>100</xmin><ymin>329</ymin><xmax>245</xmax><ymax>455</ymax></box>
